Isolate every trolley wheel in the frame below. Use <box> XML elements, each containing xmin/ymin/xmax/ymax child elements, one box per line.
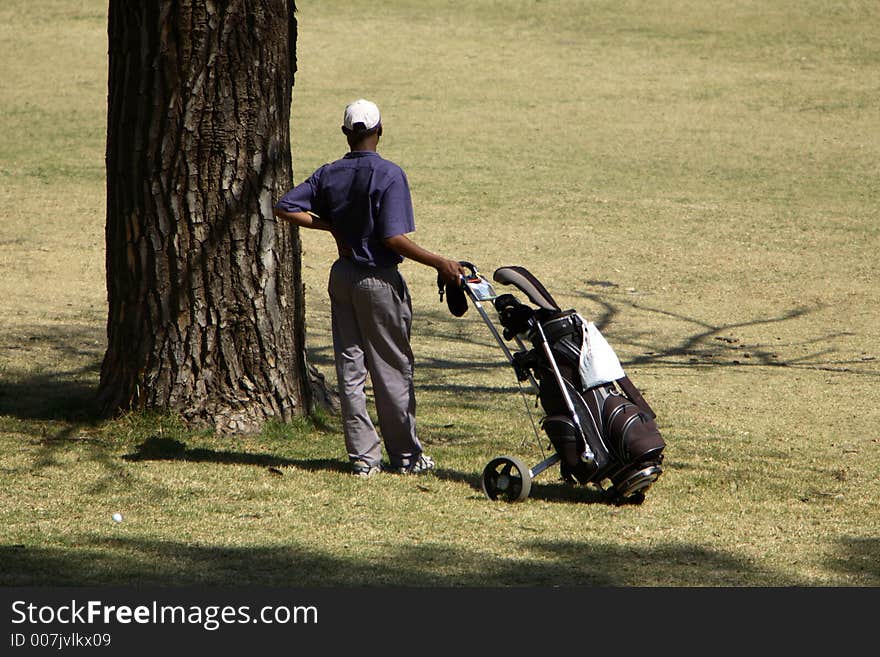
<box><xmin>609</xmin><ymin>490</ymin><xmax>646</xmax><ymax>506</ymax></box>
<box><xmin>481</xmin><ymin>456</ymin><xmax>532</xmax><ymax>502</ymax></box>
<box><xmin>609</xmin><ymin>463</ymin><xmax>663</xmax><ymax>504</ymax></box>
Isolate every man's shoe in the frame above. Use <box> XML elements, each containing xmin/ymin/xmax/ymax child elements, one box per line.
<box><xmin>351</xmin><ymin>460</ymin><xmax>381</xmax><ymax>478</ymax></box>
<box><xmin>396</xmin><ymin>454</ymin><xmax>435</xmax><ymax>475</ymax></box>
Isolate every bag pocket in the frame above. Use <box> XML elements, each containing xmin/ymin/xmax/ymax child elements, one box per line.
<box><xmin>601</xmin><ymin>392</ymin><xmax>665</xmax><ymax>463</ymax></box>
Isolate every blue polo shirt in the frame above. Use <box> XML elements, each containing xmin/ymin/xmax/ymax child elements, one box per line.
<box><xmin>275</xmin><ymin>151</ymin><xmax>415</xmax><ymax>268</ymax></box>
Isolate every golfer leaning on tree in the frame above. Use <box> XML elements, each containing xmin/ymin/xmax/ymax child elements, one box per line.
<box><xmin>274</xmin><ymin>99</ymin><xmax>466</xmax><ymax>477</ymax></box>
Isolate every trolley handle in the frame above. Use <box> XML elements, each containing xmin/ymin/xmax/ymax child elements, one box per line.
<box><xmin>439</xmin><ymin>261</ymin><xmax>477</xmax><ymax>302</ymax></box>
<box><xmin>459</xmin><ymin>261</ymin><xmax>478</xmax><ymax>275</ymax></box>
<box><xmin>458</xmin><ymin>261</ymin><xmax>479</xmax><ymax>285</ymax></box>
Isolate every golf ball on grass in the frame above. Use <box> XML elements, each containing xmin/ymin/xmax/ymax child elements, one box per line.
<box><xmin>112</xmin><ymin>513</ymin><xmax>123</xmax><ymax>523</ymax></box>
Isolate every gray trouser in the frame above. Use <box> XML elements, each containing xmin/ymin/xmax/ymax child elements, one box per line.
<box><xmin>327</xmin><ymin>258</ymin><xmax>423</xmax><ymax>468</ymax></box>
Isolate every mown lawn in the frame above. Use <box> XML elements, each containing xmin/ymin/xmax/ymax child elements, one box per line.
<box><xmin>1</xmin><ymin>0</ymin><xmax>877</xmax><ymax>587</ymax></box>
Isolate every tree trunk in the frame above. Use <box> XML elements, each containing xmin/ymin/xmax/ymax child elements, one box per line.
<box><xmin>100</xmin><ymin>0</ymin><xmax>308</xmax><ymax>433</ymax></box>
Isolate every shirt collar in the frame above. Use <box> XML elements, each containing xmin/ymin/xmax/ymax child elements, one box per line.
<box><xmin>344</xmin><ymin>151</ymin><xmax>380</xmax><ymax>159</ymax></box>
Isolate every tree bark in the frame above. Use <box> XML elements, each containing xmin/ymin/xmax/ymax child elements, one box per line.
<box><xmin>100</xmin><ymin>0</ymin><xmax>308</xmax><ymax>433</ymax></box>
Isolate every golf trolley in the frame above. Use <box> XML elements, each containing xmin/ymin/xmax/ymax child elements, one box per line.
<box><xmin>444</xmin><ymin>263</ymin><xmax>665</xmax><ymax>504</ymax></box>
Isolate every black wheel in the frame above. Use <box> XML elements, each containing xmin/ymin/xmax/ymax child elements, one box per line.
<box><xmin>609</xmin><ymin>463</ymin><xmax>662</xmax><ymax>503</ymax></box>
<box><xmin>481</xmin><ymin>456</ymin><xmax>532</xmax><ymax>502</ymax></box>
<box><xmin>608</xmin><ymin>489</ymin><xmax>646</xmax><ymax>506</ymax></box>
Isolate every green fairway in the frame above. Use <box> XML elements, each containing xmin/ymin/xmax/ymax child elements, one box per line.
<box><xmin>1</xmin><ymin>0</ymin><xmax>877</xmax><ymax>586</ymax></box>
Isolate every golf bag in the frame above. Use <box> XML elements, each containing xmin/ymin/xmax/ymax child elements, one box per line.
<box><xmin>453</xmin><ymin>263</ymin><xmax>665</xmax><ymax>502</ymax></box>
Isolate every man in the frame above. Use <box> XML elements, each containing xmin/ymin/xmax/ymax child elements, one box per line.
<box><xmin>274</xmin><ymin>99</ymin><xmax>466</xmax><ymax>477</ymax></box>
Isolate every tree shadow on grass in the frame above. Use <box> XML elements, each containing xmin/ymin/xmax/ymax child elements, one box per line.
<box><xmin>422</xmin><ymin>284</ymin><xmax>876</xmax><ymax>377</ymax></box>
<box><xmin>0</xmin><ymin>364</ymin><xmax>101</xmax><ymax>424</ymax></box>
<box><xmin>0</xmin><ymin>533</ymin><xmax>803</xmax><ymax>587</ymax></box>
<box><xmin>574</xmin><ymin>287</ymin><xmax>879</xmax><ymax>377</ymax></box>
<box><xmin>0</xmin><ymin>323</ymin><xmax>104</xmax><ymax>423</ymax></box>
<box><xmin>823</xmin><ymin>537</ymin><xmax>880</xmax><ymax>585</ymax></box>
<box><xmin>121</xmin><ymin>436</ymin><xmax>349</xmax><ymax>474</ymax></box>
<box><xmin>121</xmin><ymin>437</ymin><xmax>620</xmax><ymax>506</ymax></box>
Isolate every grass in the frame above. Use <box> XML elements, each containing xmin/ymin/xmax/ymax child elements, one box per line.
<box><xmin>0</xmin><ymin>0</ymin><xmax>878</xmax><ymax>587</ymax></box>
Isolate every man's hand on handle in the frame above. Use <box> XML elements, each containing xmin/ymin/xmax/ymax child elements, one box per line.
<box><xmin>436</xmin><ymin>258</ymin><xmax>468</xmax><ymax>286</ymax></box>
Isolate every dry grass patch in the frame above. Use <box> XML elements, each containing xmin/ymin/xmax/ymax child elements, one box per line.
<box><xmin>1</xmin><ymin>0</ymin><xmax>878</xmax><ymax>587</ymax></box>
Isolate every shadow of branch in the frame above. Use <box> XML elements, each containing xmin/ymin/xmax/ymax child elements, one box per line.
<box><xmin>573</xmin><ymin>289</ymin><xmax>877</xmax><ymax>376</ymax></box>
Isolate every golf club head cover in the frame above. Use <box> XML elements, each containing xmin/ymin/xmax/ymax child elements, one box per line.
<box><xmin>438</xmin><ymin>272</ymin><xmax>468</xmax><ymax>317</ymax></box>
<box><xmin>494</xmin><ymin>294</ymin><xmax>534</xmax><ymax>337</ymax></box>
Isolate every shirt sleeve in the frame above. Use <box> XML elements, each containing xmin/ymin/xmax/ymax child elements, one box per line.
<box><xmin>274</xmin><ymin>167</ymin><xmax>324</xmax><ymax>215</ymax></box>
<box><xmin>376</xmin><ymin>170</ymin><xmax>416</xmax><ymax>239</ymax></box>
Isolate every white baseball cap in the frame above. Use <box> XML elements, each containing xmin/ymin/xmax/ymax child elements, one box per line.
<box><xmin>343</xmin><ymin>99</ymin><xmax>381</xmax><ymax>132</ymax></box>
